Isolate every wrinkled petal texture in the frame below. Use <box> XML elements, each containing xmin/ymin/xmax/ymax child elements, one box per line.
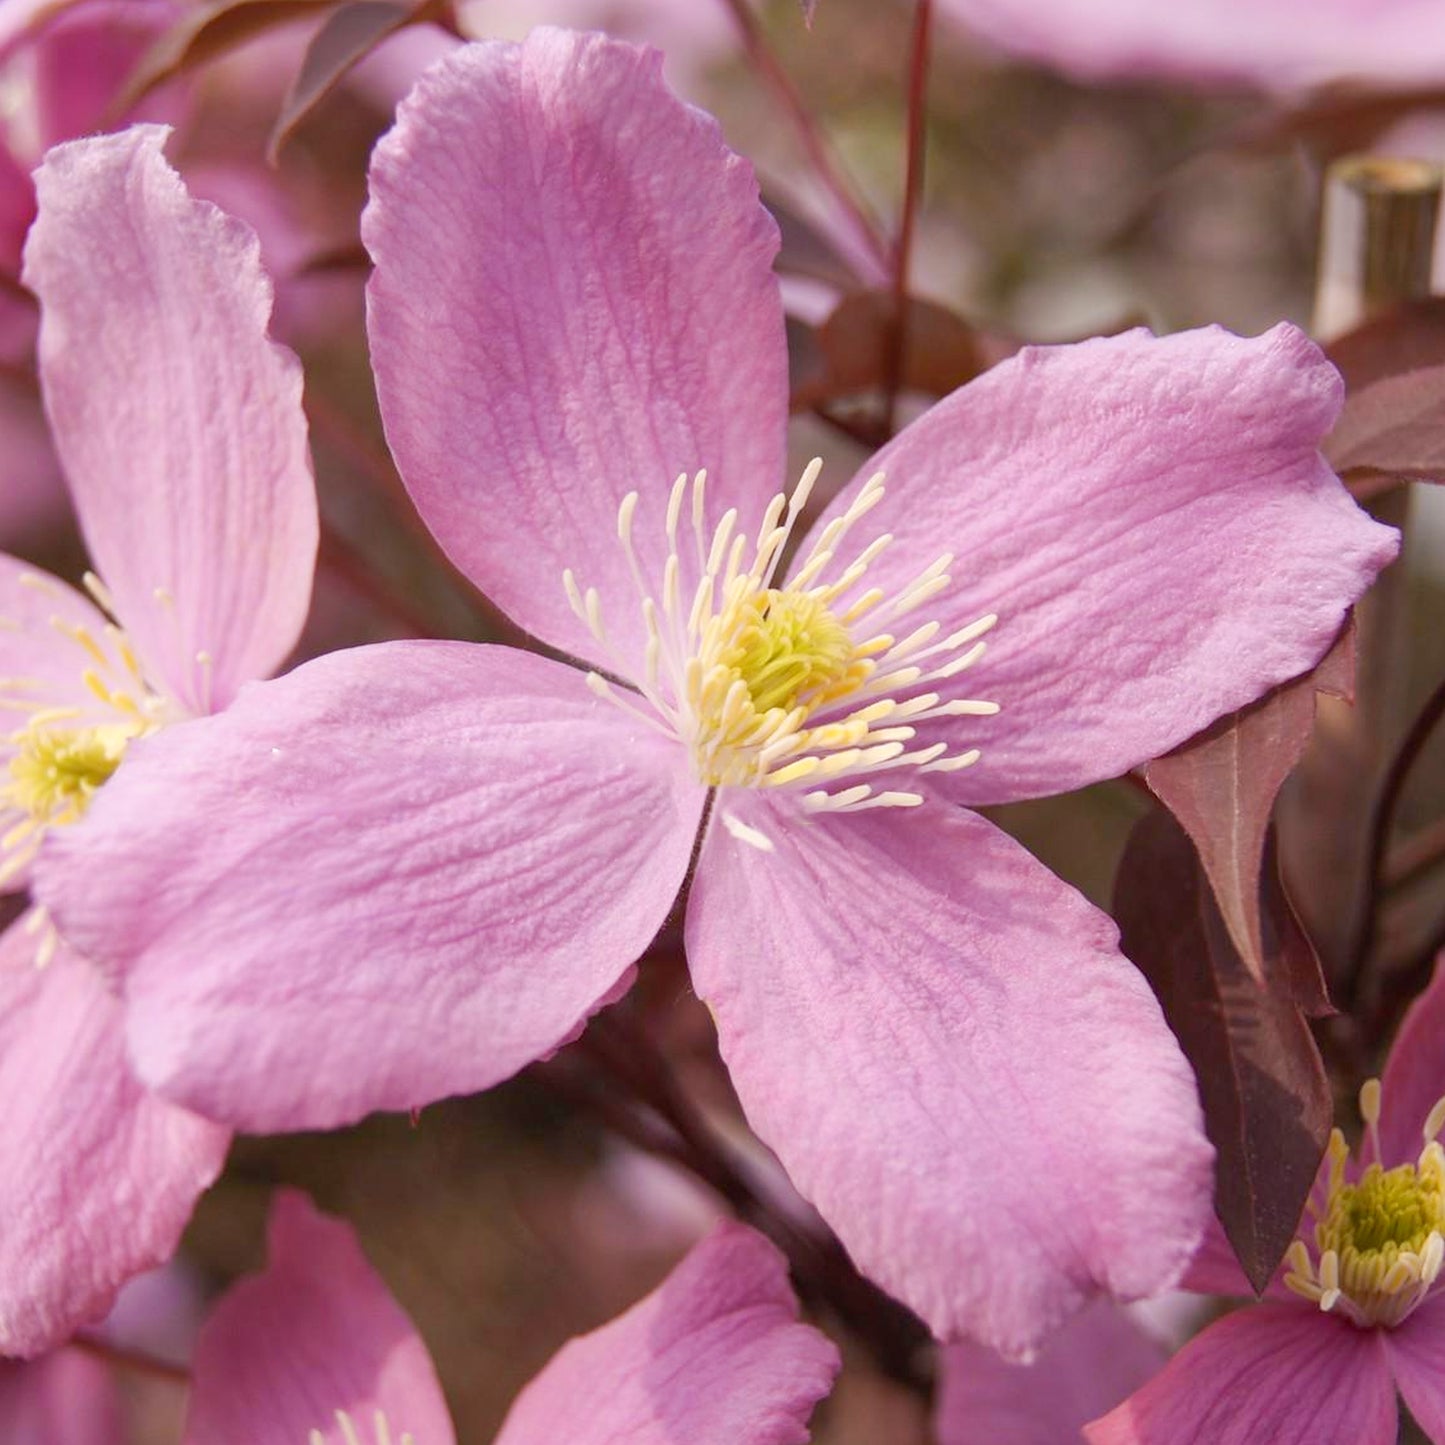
<box><xmin>0</xmin><ymin>919</ymin><xmax>228</xmax><ymax>1357</ymax></box>
<box><xmin>495</xmin><ymin>1222</ymin><xmax>839</xmax><ymax>1445</ymax></box>
<box><xmin>936</xmin><ymin>1299</ymin><xmax>1166</xmax><ymax>1445</ymax></box>
<box><xmin>25</xmin><ymin>124</ymin><xmax>317</xmax><ymax>714</ymax></box>
<box><xmin>1380</xmin><ymin>951</ymin><xmax>1445</xmax><ymax>1167</ymax></box>
<box><xmin>184</xmin><ymin>1190</ymin><xmax>455</xmax><ymax>1445</ymax></box>
<box><xmin>806</xmin><ymin>325</ymin><xmax>1395</xmax><ymax>806</ymax></box>
<box><xmin>1085</xmin><ymin>1303</ymin><xmax>1396</xmax><ymax>1445</ymax></box>
<box><xmin>0</xmin><ymin>1347</ymin><xmax>121</xmax><ymax>1445</ymax></box>
<box><xmin>365</xmin><ymin>30</ymin><xmax>787</xmax><ymax>678</ymax></box>
<box><xmin>39</xmin><ymin>642</ymin><xmax>704</xmax><ymax>1132</ymax></box>
<box><xmin>937</xmin><ymin>0</ymin><xmax>1445</xmax><ymax>92</ymax></box>
<box><xmin>1384</xmin><ymin>1292</ymin><xmax>1445</xmax><ymax>1440</ymax></box>
<box><xmin>686</xmin><ymin>795</ymin><xmax>1213</xmax><ymax>1355</ymax></box>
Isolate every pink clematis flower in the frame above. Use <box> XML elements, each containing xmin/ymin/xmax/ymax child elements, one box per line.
<box><xmin>1089</xmin><ymin>955</ymin><xmax>1445</xmax><ymax>1444</ymax></box>
<box><xmin>935</xmin><ymin>0</ymin><xmax>1445</xmax><ymax>93</ymax></box>
<box><xmin>0</xmin><ymin>124</ymin><xmax>317</xmax><ymax>1355</ymax></box>
<box><xmin>41</xmin><ymin>30</ymin><xmax>1396</xmax><ymax>1357</ymax></box>
<box><xmin>184</xmin><ymin>1189</ymin><xmax>839</xmax><ymax>1445</ymax></box>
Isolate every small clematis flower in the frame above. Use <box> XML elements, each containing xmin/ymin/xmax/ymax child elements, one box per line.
<box><xmin>935</xmin><ymin>0</ymin><xmax>1445</xmax><ymax>92</ymax></box>
<box><xmin>1088</xmin><ymin>955</ymin><xmax>1445</xmax><ymax>1444</ymax></box>
<box><xmin>41</xmin><ymin>30</ymin><xmax>1396</xmax><ymax>1358</ymax></box>
<box><xmin>184</xmin><ymin>1189</ymin><xmax>839</xmax><ymax>1445</ymax></box>
<box><xmin>0</xmin><ymin>123</ymin><xmax>317</xmax><ymax>1356</ymax></box>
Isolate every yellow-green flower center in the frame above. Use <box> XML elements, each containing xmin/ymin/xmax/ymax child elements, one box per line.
<box><xmin>722</xmin><ymin>589</ymin><xmax>862</xmax><ymax>715</ymax></box>
<box><xmin>1285</xmin><ymin>1080</ymin><xmax>1445</xmax><ymax>1328</ymax></box>
<box><xmin>6</xmin><ymin>720</ymin><xmax>132</xmax><ymax>827</ymax></box>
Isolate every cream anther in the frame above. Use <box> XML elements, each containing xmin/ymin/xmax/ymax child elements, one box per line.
<box><xmin>563</xmin><ymin>462</ymin><xmax>998</xmax><ymax>810</ymax></box>
<box><xmin>309</xmin><ymin>1408</ymin><xmax>416</xmax><ymax>1445</ymax></box>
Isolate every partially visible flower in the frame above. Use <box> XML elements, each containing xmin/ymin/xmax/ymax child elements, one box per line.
<box><xmin>0</xmin><ymin>122</ymin><xmax>317</xmax><ymax>1356</ymax></box>
<box><xmin>184</xmin><ymin>1190</ymin><xmax>839</xmax><ymax>1445</ymax></box>
<box><xmin>1088</xmin><ymin>955</ymin><xmax>1445</xmax><ymax>1444</ymax></box>
<box><xmin>0</xmin><ymin>1343</ymin><xmax>120</xmax><ymax>1444</ymax></box>
<box><xmin>936</xmin><ymin>0</ymin><xmax>1445</xmax><ymax>93</ymax></box>
<box><xmin>938</xmin><ymin>1299</ymin><xmax>1167</xmax><ymax>1444</ymax></box>
<box><xmin>43</xmin><ymin>30</ymin><xmax>1395</xmax><ymax>1360</ymax></box>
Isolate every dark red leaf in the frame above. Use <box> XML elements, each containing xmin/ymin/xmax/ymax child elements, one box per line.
<box><xmin>1326</xmin><ymin>297</ymin><xmax>1445</xmax><ymax>392</ymax></box>
<box><xmin>1326</xmin><ymin>362</ymin><xmax>1445</xmax><ymax>491</ymax></box>
<box><xmin>268</xmin><ymin>0</ymin><xmax>436</xmax><ymax>161</ymax></box>
<box><xmin>1142</xmin><ymin>622</ymin><xmax>1354</xmax><ymax>984</ymax></box>
<box><xmin>1114</xmin><ymin>808</ymin><xmax>1332</xmax><ymax>1292</ymax></box>
<box><xmin>770</xmin><ymin>196</ymin><xmax>865</xmax><ymax>290</ymax></box>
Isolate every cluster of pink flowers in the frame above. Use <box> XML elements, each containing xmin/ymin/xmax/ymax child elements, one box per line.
<box><xmin>1</xmin><ymin>3</ymin><xmax>1442</xmax><ymax>1442</ymax></box>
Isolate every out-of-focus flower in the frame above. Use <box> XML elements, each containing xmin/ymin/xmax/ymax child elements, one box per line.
<box><xmin>936</xmin><ymin>0</ymin><xmax>1445</xmax><ymax>93</ymax></box>
<box><xmin>1089</xmin><ymin>955</ymin><xmax>1445</xmax><ymax>1444</ymax></box>
<box><xmin>0</xmin><ymin>1343</ymin><xmax>120</xmax><ymax>1444</ymax></box>
<box><xmin>184</xmin><ymin>1189</ymin><xmax>839</xmax><ymax>1445</ymax></box>
<box><xmin>42</xmin><ymin>30</ymin><xmax>1396</xmax><ymax>1358</ymax></box>
<box><xmin>0</xmin><ymin>123</ymin><xmax>317</xmax><ymax>1356</ymax></box>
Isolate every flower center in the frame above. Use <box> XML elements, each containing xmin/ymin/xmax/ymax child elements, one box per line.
<box><xmin>309</xmin><ymin>1408</ymin><xmax>417</xmax><ymax>1445</ymax></box>
<box><xmin>563</xmin><ymin>460</ymin><xmax>999</xmax><ymax>815</ymax></box>
<box><xmin>1285</xmin><ymin>1079</ymin><xmax>1445</xmax><ymax>1328</ymax></box>
<box><xmin>0</xmin><ymin>571</ymin><xmax>170</xmax><ymax>892</ymax></box>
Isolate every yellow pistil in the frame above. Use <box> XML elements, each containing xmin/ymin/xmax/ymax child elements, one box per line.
<box><xmin>564</xmin><ymin>460</ymin><xmax>999</xmax><ymax>818</ymax></box>
<box><xmin>309</xmin><ymin>1408</ymin><xmax>417</xmax><ymax>1445</ymax></box>
<box><xmin>1284</xmin><ymin>1080</ymin><xmax>1445</xmax><ymax>1329</ymax></box>
<box><xmin>0</xmin><ymin>571</ymin><xmax>170</xmax><ymax>890</ymax></box>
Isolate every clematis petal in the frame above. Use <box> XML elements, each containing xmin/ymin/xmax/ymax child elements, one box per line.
<box><xmin>936</xmin><ymin>1299</ymin><xmax>1166</xmax><ymax>1445</ymax></box>
<box><xmin>800</xmin><ymin>324</ymin><xmax>1395</xmax><ymax>806</ymax></box>
<box><xmin>495</xmin><ymin>1222</ymin><xmax>839</xmax><ymax>1445</ymax></box>
<box><xmin>0</xmin><ymin>1346</ymin><xmax>121</xmax><ymax>1445</ymax></box>
<box><xmin>685</xmin><ymin>794</ymin><xmax>1213</xmax><ymax>1357</ymax></box>
<box><xmin>0</xmin><ymin>917</ymin><xmax>228</xmax><ymax>1358</ymax></box>
<box><xmin>24</xmin><ymin>124</ymin><xmax>317</xmax><ymax>715</ymax></box>
<box><xmin>1180</xmin><ymin>1214</ymin><xmax>1295</xmax><ymax>1301</ymax></box>
<box><xmin>38</xmin><ymin>641</ymin><xmax>704</xmax><ymax>1132</ymax></box>
<box><xmin>183</xmin><ymin>1190</ymin><xmax>455</xmax><ymax>1445</ymax></box>
<box><xmin>364</xmin><ymin>30</ymin><xmax>787</xmax><ymax>680</ymax></box>
<box><xmin>936</xmin><ymin>0</ymin><xmax>1445</xmax><ymax>93</ymax></box>
<box><xmin>1085</xmin><ymin>1302</ymin><xmax>1396</xmax><ymax>1444</ymax></box>
<box><xmin>1379</xmin><ymin>952</ymin><xmax>1445</xmax><ymax>1167</ymax></box>
<box><xmin>1383</xmin><ymin>1292</ymin><xmax>1445</xmax><ymax>1440</ymax></box>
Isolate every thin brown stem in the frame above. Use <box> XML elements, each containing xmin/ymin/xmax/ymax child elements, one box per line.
<box><xmin>1344</xmin><ymin>669</ymin><xmax>1445</xmax><ymax>1006</ymax></box>
<box><xmin>883</xmin><ymin>0</ymin><xmax>932</xmax><ymax>439</ymax></box>
<box><xmin>1384</xmin><ymin>815</ymin><xmax>1445</xmax><ymax>893</ymax></box>
<box><xmin>717</xmin><ymin>0</ymin><xmax>892</xmax><ymax>274</ymax></box>
<box><xmin>71</xmin><ymin>1333</ymin><xmax>190</xmax><ymax>1386</ymax></box>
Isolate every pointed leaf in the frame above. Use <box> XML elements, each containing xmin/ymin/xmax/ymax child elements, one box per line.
<box><xmin>1326</xmin><ymin>362</ymin><xmax>1445</xmax><ymax>490</ymax></box>
<box><xmin>1142</xmin><ymin>621</ymin><xmax>1354</xmax><ymax>983</ymax></box>
<box><xmin>1114</xmin><ymin>807</ymin><xmax>1332</xmax><ymax>1292</ymax></box>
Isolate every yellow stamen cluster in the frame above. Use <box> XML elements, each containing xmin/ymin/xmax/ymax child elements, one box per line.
<box><xmin>0</xmin><ymin>571</ymin><xmax>169</xmax><ymax>891</ymax></box>
<box><xmin>309</xmin><ymin>1408</ymin><xmax>416</xmax><ymax>1445</ymax></box>
<box><xmin>564</xmin><ymin>461</ymin><xmax>999</xmax><ymax>820</ymax></box>
<box><xmin>1285</xmin><ymin>1079</ymin><xmax>1445</xmax><ymax>1329</ymax></box>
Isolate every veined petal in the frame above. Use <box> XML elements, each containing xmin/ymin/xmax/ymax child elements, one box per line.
<box><xmin>24</xmin><ymin>125</ymin><xmax>317</xmax><ymax>714</ymax></box>
<box><xmin>0</xmin><ymin>1346</ymin><xmax>121</xmax><ymax>1445</ymax></box>
<box><xmin>37</xmin><ymin>641</ymin><xmax>704</xmax><ymax>1131</ymax></box>
<box><xmin>494</xmin><ymin>1222</ymin><xmax>839</xmax><ymax>1445</ymax></box>
<box><xmin>1379</xmin><ymin>952</ymin><xmax>1445</xmax><ymax>1167</ymax></box>
<box><xmin>0</xmin><ymin>917</ymin><xmax>228</xmax><ymax>1357</ymax></box>
<box><xmin>936</xmin><ymin>1299</ymin><xmax>1166</xmax><ymax>1445</ymax></box>
<box><xmin>1085</xmin><ymin>1303</ymin><xmax>1396</xmax><ymax>1445</ymax></box>
<box><xmin>685</xmin><ymin>795</ymin><xmax>1214</xmax><ymax>1357</ymax></box>
<box><xmin>183</xmin><ymin>1190</ymin><xmax>455</xmax><ymax>1445</ymax></box>
<box><xmin>1383</xmin><ymin>1292</ymin><xmax>1445</xmax><ymax>1441</ymax></box>
<box><xmin>801</xmin><ymin>325</ymin><xmax>1396</xmax><ymax>806</ymax></box>
<box><xmin>364</xmin><ymin>30</ymin><xmax>787</xmax><ymax>680</ymax></box>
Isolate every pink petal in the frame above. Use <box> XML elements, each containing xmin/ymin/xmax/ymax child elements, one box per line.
<box><xmin>937</xmin><ymin>0</ymin><xmax>1445</xmax><ymax>92</ymax></box>
<box><xmin>494</xmin><ymin>1222</ymin><xmax>839</xmax><ymax>1445</ymax></box>
<box><xmin>1383</xmin><ymin>1291</ymin><xmax>1445</xmax><ymax>1440</ymax></box>
<box><xmin>1085</xmin><ymin>1303</ymin><xmax>1396</xmax><ymax>1445</ymax></box>
<box><xmin>0</xmin><ymin>918</ymin><xmax>228</xmax><ymax>1357</ymax></box>
<box><xmin>1380</xmin><ymin>952</ymin><xmax>1445</xmax><ymax>1167</ymax></box>
<box><xmin>801</xmin><ymin>325</ymin><xmax>1396</xmax><ymax>806</ymax></box>
<box><xmin>0</xmin><ymin>1347</ymin><xmax>121</xmax><ymax>1445</ymax></box>
<box><xmin>183</xmin><ymin>1190</ymin><xmax>455</xmax><ymax>1445</ymax></box>
<box><xmin>685</xmin><ymin>794</ymin><xmax>1214</xmax><ymax>1356</ymax></box>
<box><xmin>38</xmin><ymin>641</ymin><xmax>704</xmax><ymax>1131</ymax></box>
<box><xmin>0</xmin><ymin>142</ymin><xmax>33</xmax><ymax>279</ymax></box>
<box><xmin>364</xmin><ymin>30</ymin><xmax>787</xmax><ymax>678</ymax></box>
<box><xmin>1179</xmin><ymin>1213</ymin><xmax>1296</xmax><ymax>1301</ymax></box>
<box><xmin>24</xmin><ymin>125</ymin><xmax>317</xmax><ymax>714</ymax></box>
<box><xmin>936</xmin><ymin>1299</ymin><xmax>1166</xmax><ymax>1445</ymax></box>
